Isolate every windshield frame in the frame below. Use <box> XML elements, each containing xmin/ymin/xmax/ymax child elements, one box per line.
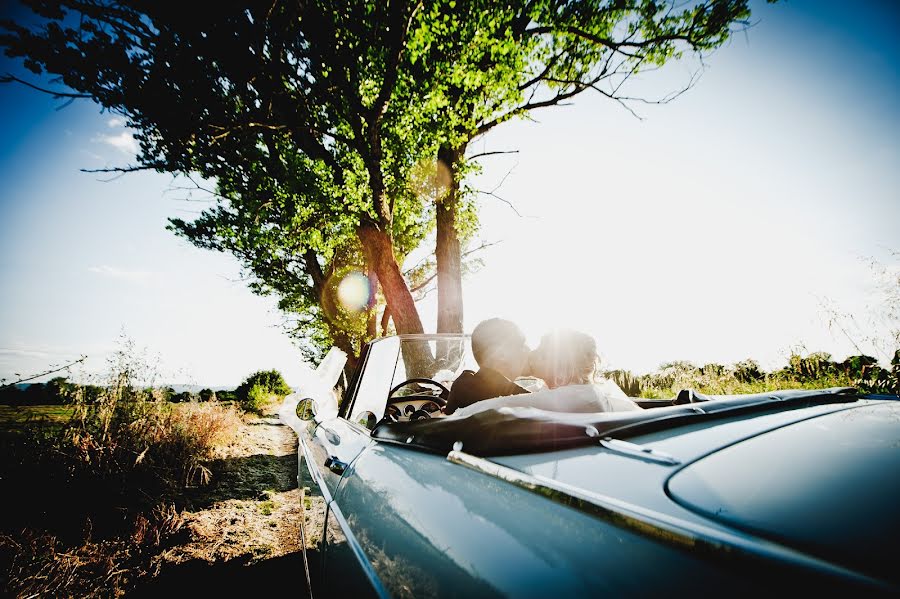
<box><xmin>338</xmin><ymin>334</ymin><xmax>472</xmax><ymax>424</ymax></box>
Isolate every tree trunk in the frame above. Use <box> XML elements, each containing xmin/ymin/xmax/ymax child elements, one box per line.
<box><xmin>380</xmin><ymin>306</ymin><xmax>392</xmax><ymax>336</ymax></box>
<box><xmin>357</xmin><ymin>220</ymin><xmax>425</xmax><ymax>335</ymax></box>
<box><xmin>436</xmin><ymin>144</ymin><xmax>465</xmax><ymax>334</ymax></box>
<box><xmin>366</xmin><ymin>268</ymin><xmax>379</xmax><ymax>340</ymax></box>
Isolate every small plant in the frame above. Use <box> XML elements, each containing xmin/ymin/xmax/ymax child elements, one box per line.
<box><xmin>242</xmin><ymin>383</ymin><xmax>270</xmax><ymax>414</ymax></box>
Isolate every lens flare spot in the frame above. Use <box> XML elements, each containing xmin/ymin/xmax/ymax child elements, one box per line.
<box><xmin>336</xmin><ymin>271</ymin><xmax>370</xmax><ymax>312</ymax></box>
<box><xmin>411</xmin><ymin>157</ymin><xmax>452</xmax><ymax>201</ymax></box>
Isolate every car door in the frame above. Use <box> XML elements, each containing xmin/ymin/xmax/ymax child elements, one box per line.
<box><xmin>301</xmin><ymin>336</ymin><xmax>399</xmax><ymax>499</ymax></box>
<box><xmin>298</xmin><ymin>336</ymin><xmax>400</xmax><ymax>595</ymax></box>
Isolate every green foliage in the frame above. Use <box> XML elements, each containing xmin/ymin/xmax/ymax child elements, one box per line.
<box><xmin>733</xmin><ymin>359</ymin><xmax>764</xmax><ymax>383</ymax></box>
<box><xmin>216</xmin><ymin>389</ymin><xmax>238</xmax><ymax>403</ymax></box>
<box><xmin>0</xmin><ymin>378</ymin><xmax>75</xmax><ymax>406</ymax></box>
<box><xmin>236</xmin><ymin>370</ymin><xmax>291</xmax><ymax>413</ymax></box>
<box><xmin>170</xmin><ymin>390</ymin><xmax>197</xmax><ymax>403</ymax></box>
<box><xmin>241</xmin><ymin>384</ymin><xmax>268</xmax><ymax>414</ymax></box>
<box><xmin>613</xmin><ymin>349</ymin><xmax>900</xmax><ymax>399</ymax></box>
<box><xmin>1</xmin><ymin>0</ymin><xmax>755</xmax><ymax>357</ymax></box>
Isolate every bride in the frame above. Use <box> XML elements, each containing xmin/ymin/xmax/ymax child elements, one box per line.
<box><xmin>451</xmin><ymin>329</ymin><xmax>641</xmax><ymax>417</ymax></box>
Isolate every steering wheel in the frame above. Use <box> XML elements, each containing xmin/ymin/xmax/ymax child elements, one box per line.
<box><xmin>388</xmin><ymin>378</ymin><xmax>449</xmax><ymax>406</ymax></box>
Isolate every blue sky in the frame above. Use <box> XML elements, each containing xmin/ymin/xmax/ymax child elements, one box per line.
<box><xmin>1</xmin><ymin>0</ymin><xmax>898</xmax><ymax>385</ymax></box>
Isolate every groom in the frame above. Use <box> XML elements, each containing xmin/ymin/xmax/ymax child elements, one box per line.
<box><xmin>443</xmin><ymin>318</ymin><xmax>531</xmax><ymax>415</ymax></box>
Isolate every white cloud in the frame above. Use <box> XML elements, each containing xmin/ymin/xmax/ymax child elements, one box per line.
<box><xmin>107</xmin><ymin>116</ymin><xmax>127</xmax><ymax>128</ymax></box>
<box><xmin>91</xmin><ymin>131</ymin><xmax>138</xmax><ymax>155</ymax></box>
<box><xmin>88</xmin><ymin>264</ymin><xmax>154</xmax><ymax>285</ymax></box>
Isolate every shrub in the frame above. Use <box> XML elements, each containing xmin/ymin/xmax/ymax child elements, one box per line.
<box><xmin>242</xmin><ymin>383</ymin><xmax>270</xmax><ymax>414</ymax></box>
<box><xmin>216</xmin><ymin>389</ymin><xmax>238</xmax><ymax>403</ymax></box>
<box><xmin>602</xmin><ymin>369</ymin><xmax>641</xmax><ymax>397</ymax></box>
<box><xmin>236</xmin><ymin>370</ymin><xmax>291</xmax><ymax>413</ymax></box>
<box><xmin>733</xmin><ymin>359</ymin><xmax>764</xmax><ymax>383</ymax></box>
<box><xmin>784</xmin><ymin>351</ymin><xmax>836</xmax><ymax>381</ymax></box>
<box><xmin>170</xmin><ymin>390</ymin><xmax>196</xmax><ymax>403</ymax></box>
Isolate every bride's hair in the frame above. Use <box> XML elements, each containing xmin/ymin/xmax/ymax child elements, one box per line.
<box><xmin>529</xmin><ymin>329</ymin><xmax>599</xmax><ymax>388</ymax></box>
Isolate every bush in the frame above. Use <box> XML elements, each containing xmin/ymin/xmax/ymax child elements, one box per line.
<box><xmin>216</xmin><ymin>389</ymin><xmax>237</xmax><ymax>403</ymax></box>
<box><xmin>242</xmin><ymin>383</ymin><xmax>270</xmax><ymax>414</ymax></box>
<box><xmin>236</xmin><ymin>370</ymin><xmax>291</xmax><ymax>413</ymax></box>
<box><xmin>602</xmin><ymin>369</ymin><xmax>641</xmax><ymax>397</ymax></box>
<box><xmin>733</xmin><ymin>359</ymin><xmax>763</xmax><ymax>383</ymax></box>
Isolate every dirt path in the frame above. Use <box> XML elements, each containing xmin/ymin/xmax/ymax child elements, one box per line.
<box><xmin>131</xmin><ymin>406</ymin><xmax>314</xmax><ymax>596</ymax></box>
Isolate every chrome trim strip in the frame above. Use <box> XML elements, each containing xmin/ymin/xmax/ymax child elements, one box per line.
<box><xmin>296</xmin><ymin>435</ymin><xmax>324</xmax><ymax>598</ymax></box>
<box><xmin>598</xmin><ymin>437</ymin><xmax>681</xmax><ymax>465</ymax></box>
<box><xmin>447</xmin><ymin>450</ymin><xmax>891</xmax><ymax>592</ymax></box>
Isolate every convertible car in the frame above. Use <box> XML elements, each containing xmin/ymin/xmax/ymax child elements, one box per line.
<box><xmin>283</xmin><ymin>334</ymin><xmax>900</xmax><ymax>598</ymax></box>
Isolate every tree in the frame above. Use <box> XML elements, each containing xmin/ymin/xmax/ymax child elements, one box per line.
<box><xmin>46</xmin><ymin>376</ymin><xmax>72</xmax><ymax>404</ymax></box>
<box><xmin>3</xmin><ymin>1</ymin><xmax>437</xmax><ymax>331</ymax></box>
<box><xmin>425</xmin><ymin>0</ymin><xmax>756</xmax><ymax>333</ymax></box>
<box><xmin>2</xmin><ymin>1</ymin><xmax>756</xmax><ymax>358</ymax></box>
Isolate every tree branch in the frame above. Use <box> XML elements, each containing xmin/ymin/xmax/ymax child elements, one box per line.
<box><xmin>0</xmin><ymin>355</ymin><xmax>88</xmax><ymax>390</ymax></box>
<box><xmin>475</xmin><ymin>78</ymin><xmax>594</xmax><ymax>138</ymax></box>
<box><xmin>370</xmin><ymin>1</ymin><xmax>423</xmax><ymax>125</ymax></box>
<box><xmin>467</xmin><ymin>150</ymin><xmax>520</xmax><ymax>160</ymax></box>
<box><xmin>80</xmin><ymin>164</ymin><xmax>163</xmax><ymax>175</ymax></box>
<box><xmin>0</xmin><ymin>74</ymin><xmax>92</xmax><ymax>99</ymax></box>
<box><xmin>477</xmin><ymin>190</ymin><xmax>527</xmax><ymax>218</ymax></box>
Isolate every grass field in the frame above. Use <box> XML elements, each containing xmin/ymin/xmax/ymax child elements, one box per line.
<box><xmin>0</xmin><ymin>402</ymin><xmax>244</xmax><ymax>431</ymax></box>
<box><xmin>0</xmin><ymin>405</ymin><xmax>74</xmax><ymax>431</ymax></box>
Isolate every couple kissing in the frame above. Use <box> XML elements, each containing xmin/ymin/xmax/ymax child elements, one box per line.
<box><xmin>444</xmin><ymin>318</ymin><xmax>641</xmax><ymax>417</ymax></box>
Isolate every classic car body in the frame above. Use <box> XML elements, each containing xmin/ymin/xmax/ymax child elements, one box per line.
<box><xmin>285</xmin><ymin>334</ymin><xmax>900</xmax><ymax>597</ymax></box>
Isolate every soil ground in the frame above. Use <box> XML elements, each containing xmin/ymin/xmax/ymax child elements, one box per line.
<box><xmin>129</xmin><ymin>402</ymin><xmax>325</xmax><ymax>597</ymax></box>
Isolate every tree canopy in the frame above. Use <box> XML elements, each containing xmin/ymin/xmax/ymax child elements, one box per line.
<box><xmin>2</xmin><ymin>0</ymin><xmax>756</xmax><ymax>360</ymax></box>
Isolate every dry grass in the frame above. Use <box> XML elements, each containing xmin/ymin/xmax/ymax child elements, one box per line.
<box><xmin>0</xmin><ymin>342</ymin><xmax>243</xmax><ymax>597</ymax></box>
<box><xmin>149</xmin><ymin>411</ymin><xmax>305</xmax><ymax>571</ymax></box>
<box><xmin>0</xmin><ymin>505</ymin><xmax>186</xmax><ymax>599</ymax></box>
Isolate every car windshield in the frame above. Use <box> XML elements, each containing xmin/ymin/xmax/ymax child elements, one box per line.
<box><xmin>344</xmin><ymin>335</ymin><xmax>545</xmax><ymax>427</ymax></box>
<box><xmin>390</xmin><ymin>337</ymin><xmax>477</xmax><ymax>395</ymax></box>
<box><xmin>390</xmin><ymin>336</ymin><xmax>544</xmax><ymax>396</ymax></box>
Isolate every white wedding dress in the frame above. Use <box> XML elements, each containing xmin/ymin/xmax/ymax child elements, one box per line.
<box><xmin>450</xmin><ymin>378</ymin><xmax>641</xmax><ymax>418</ymax></box>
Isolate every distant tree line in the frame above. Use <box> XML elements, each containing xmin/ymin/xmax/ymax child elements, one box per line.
<box><xmin>0</xmin><ymin>370</ymin><xmax>293</xmax><ymax>409</ymax></box>
<box><xmin>605</xmin><ymin>349</ymin><xmax>900</xmax><ymax>398</ymax></box>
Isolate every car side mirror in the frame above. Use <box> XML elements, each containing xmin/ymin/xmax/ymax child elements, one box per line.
<box><xmin>295</xmin><ymin>397</ymin><xmax>318</xmax><ymax>421</ymax></box>
<box><xmin>356</xmin><ymin>410</ymin><xmax>377</xmax><ymax>430</ymax></box>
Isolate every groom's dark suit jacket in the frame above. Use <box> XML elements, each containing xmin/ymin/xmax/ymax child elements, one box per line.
<box><xmin>444</xmin><ymin>367</ymin><xmax>529</xmax><ymax>415</ymax></box>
